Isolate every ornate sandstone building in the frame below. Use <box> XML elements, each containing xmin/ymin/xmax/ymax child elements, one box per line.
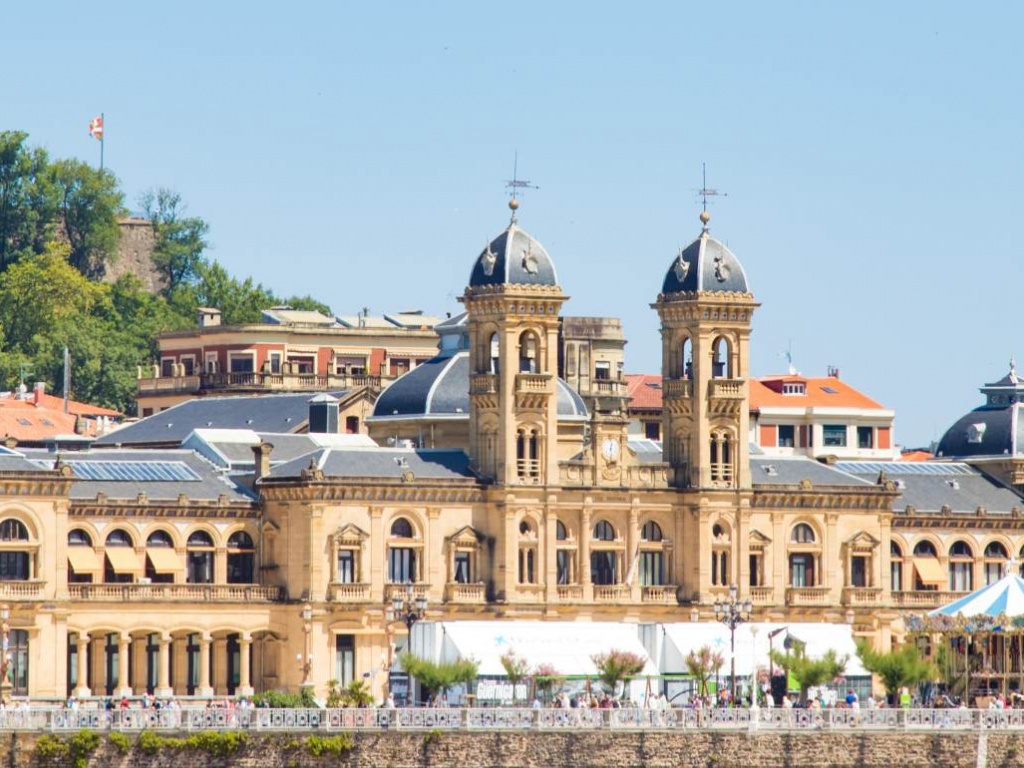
<box><xmin>0</xmin><ymin>201</ymin><xmax>1018</xmax><ymax>701</ymax></box>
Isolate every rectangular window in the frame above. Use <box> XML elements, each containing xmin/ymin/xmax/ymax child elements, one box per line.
<box><xmin>287</xmin><ymin>355</ymin><xmax>315</xmax><ymax>374</ymax></box>
<box><xmin>389</xmin><ymin>358</ymin><xmax>410</xmax><ymax>377</ymax></box>
<box><xmin>556</xmin><ymin>550</ymin><xmax>571</xmax><ymax>585</ymax></box>
<box><xmin>749</xmin><ymin>554</ymin><xmax>762</xmax><ymax>587</ymax></box>
<box><xmin>590</xmin><ymin>551</ymin><xmax>617</xmax><ymax>585</ymax></box>
<box><xmin>790</xmin><ymin>554</ymin><xmax>813</xmax><ymax>587</ymax></box>
<box><xmin>335</xmin><ymin>635</ymin><xmax>355</xmax><ymax>687</ymax></box>
<box><xmin>891</xmin><ymin>561</ymin><xmax>902</xmax><ymax>592</ymax></box>
<box><xmin>594</xmin><ymin>361</ymin><xmax>611</xmax><ymax>381</ymax></box>
<box><xmin>388</xmin><ymin>548</ymin><xmax>416</xmax><ymax>583</ymax></box>
<box><xmin>337</xmin><ymin>550</ymin><xmax>355</xmax><ymax>583</ymax></box>
<box><xmin>229</xmin><ymin>355</ymin><xmax>255</xmax><ymax>373</ymax></box>
<box><xmin>644</xmin><ymin>421</ymin><xmax>661</xmax><ymax>440</ymax></box>
<box><xmin>822</xmin><ymin>425</ymin><xmax>847</xmax><ymax>447</ymax></box>
<box><xmin>851</xmin><ymin>556</ymin><xmax>868</xmax><ymax>588</ymax></box>
<box><xmin>336</xmin><ymin>356</ymin><xmax>366</xmax><ymax>375</ymax></box>
<box><xmin>639</xmin><ymin>552</ymin><xmax>664</xmax><ymax>586</ymax></box>
<box><xmin>857</xmin><ymin>426</ymin><xmax>874</xmax><ymax>449</ymax></box>
<box><xmin>180</xmin><ymin>356</ymin><xmax>196</xmax><ymax>376</ymax></box>
<box><xmin>778</xmin><ymin>425</ymin><xmax>795</xmax><ymax>448</ymax></box>
<box><xmin>0</xmin><ymin>552</ymin><xmax>28</xmax><ymax>580</ymax></box>
<box><xmin>949</xmin><ymin>563</ymin><xmax>972</xmax><ymax>592</ymax></box>
<box><xmin>268</xmin><ymin>352</ymin><xmax>282</xmax><ymax>374</ymax></box>
<box><xmin>161</xmin><ymin>358</ymin><xmax>175</xmax><ymax>377</ymax></box>
<box><xmin>453</xmin><ymin>552</ymin><xmax>471</xmax><ymax>584</ymax></box>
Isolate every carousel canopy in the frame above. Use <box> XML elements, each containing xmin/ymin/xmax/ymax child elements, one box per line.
<box><xmin>929</xmin><ymin>567</ymin><xmax>1024</xmax><ymax>619</ymax></box>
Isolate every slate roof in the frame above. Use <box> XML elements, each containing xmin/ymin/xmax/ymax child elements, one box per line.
<box><xmin>95</xmin><ymin>392</ymin><xmax>348</xmax><ymax>447</ymax></box>
<box><xmin>182</xmin><ymin>429</ymin><xmax>377</xmax><ymax>470</ymax></box>
<box><xmin>936</xmin><ymin>406</ymin><xmax>1023</xmax><ymax>459</ymax></box>
<box><xmin>20</xmin><ymin>448</ymin><xmax>253</xmax><ymax>502</ymax></box>
<box><xmin>264</xmin><ymin>448</ymin><xmax>477</xmax><ymax>482</ymax></box>
<box><xmin>0</xmin><ymin>453</ymin><xmax>59</xmax><ymax>474</ymax></box>
<box><xmin>660</xmin><ymin>227</ymin><xmax>749</xmax><ymax>296</ymax></box>
<box><xmin>370</xmin><ymin>351</ymin><xmax>588</xmax><ymax>421</ymax></box>
<box><xmin>836</xmin><ymin>461</ymin><xmax>1024</xmax><ymax>515</ymax></box>
<box><xmin>468</xmin><ymin>223</ymin><xmax>558</xmax><ymax>288</ymax></box>
<box><xmin>751</xmin><ymin>457</ymin><xmax>873</xmax><ymax>487</ymax></box>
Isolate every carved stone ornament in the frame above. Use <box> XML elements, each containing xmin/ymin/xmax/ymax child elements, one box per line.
<box><xmin>713</xmin><ymin>254</ymin><xmax>730</xmax><ymax>282</ymax></box>
<box><xmin>673</xmin><ymin>250</ymin><xmax>690</xmax><ymax>282</ymax></box>
<box><xmin>521</xmin><ymin>244</ymin><xmax>539</xmax><ymax>274</ymax></box>
<box><xmin>482</xmin><ymin>242</ymin><xmax>498</xmax><ymax>276</ymax></box>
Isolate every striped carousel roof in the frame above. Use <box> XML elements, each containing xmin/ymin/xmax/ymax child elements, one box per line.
<box><xmin>929</xmin><ymin>561</ymin><xmax>1024</xmax><ymax>619</ymax></box>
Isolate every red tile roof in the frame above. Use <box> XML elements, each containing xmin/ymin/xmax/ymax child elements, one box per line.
<box><xmin>625</xmin><ymin>374</ymin><xmax>664</xmax><ymax>410</ymax></box>
<box><xmin>0</xmin><ymin>393</ymin><xmax>122</xmax><ymax>442</ymax></box>
<box><xmin>899</xmin><ymin>450</ymin><xmax>934</xmax><ymax>462</ymax></box>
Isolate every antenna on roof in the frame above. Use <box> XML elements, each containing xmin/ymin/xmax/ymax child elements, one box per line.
<box><xmin>696</xmin><ymin>161</ymin><xmax>727</xmax><ymax>232</ymax></box>
<box><xmin>504</xmin><ymin>151</ymin><xmax>538</xmax><ymax>224</ymax></box>
<box><xmin>359</xmin><ymin>307</ymin><xmax>369</xmax><ymax>329</ymax></box>
<box><xmin>778</xmin><ymin>340</ymin><xmax>796</xmax><ymax>376</ymax></box>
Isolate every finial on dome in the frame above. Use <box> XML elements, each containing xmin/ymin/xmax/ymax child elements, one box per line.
<box><xmin>504</xmin><ymin>151</ymin><xmax>537</xmax><ymax>226</ymax></box>
<box><xmin>700</xmin><ymin>209</ymin><xmax>711</xmax><ymax>230</ymax></box>
<box><xmin>508</xmin><ymin>196</ymin><xmax>520</xmax><ymax>224</ymax></box>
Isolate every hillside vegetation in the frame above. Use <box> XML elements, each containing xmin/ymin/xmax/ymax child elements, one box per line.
<box><xmin>0</xmin><ymin>130</ymin><xmax>328</xmax><ymax>415</ymax></box>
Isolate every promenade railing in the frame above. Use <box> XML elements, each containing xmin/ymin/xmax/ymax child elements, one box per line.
<box><xmin>8</xmin><ymin>706</ymin><xmax>1024</xmax><ymax>732</ymax></box>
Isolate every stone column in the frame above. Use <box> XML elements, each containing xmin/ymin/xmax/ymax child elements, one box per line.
<box><xmin>198</xmin><ymin>634</ymin><xmax>213</xmax><ymax>697</ymax></box>
<box><xmin>155</xmin><ymin>635</ymin><xmax>173</xmax><ymax>697</ymax></box>
<box><xmin>237</xmin><ymin>634</ymin><xmax>254</xmax><ymax>697</ymax></box>
<box><xmin>581</xmin><ymin>501</ymin><xmax>593</xmax><ymax>602</ymax></box>
<box><xmin>628</xmin><ymin>504</ymin><xmax>641</xmax><ymax>601</ymax></box>
<box><xmin>73</xmin><ymin>634</ymin><xmax>91</xmax><ymax>698</ymax></box>
<box><xmin>116</xmin><ymin>635</ymin><xmax>132</xmax><ymax>696</ymax></box>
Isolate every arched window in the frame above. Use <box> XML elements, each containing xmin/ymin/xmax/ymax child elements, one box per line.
<box><xmin>913</xmin><ymin>540</ymin><xmax>937</xmax><ymax>557</ymax></box>
<box><xmin>791</xmin><ymin>524</ymin><xmax>816</xmax><ymax>544</ymax></box>
<box><xmin>984</xmin><ymin>542</ymin><xmax>1008</xmax><ymax>585</ymax></box>
<box><xmin>681</xmin><ymin>337</ymin><xmax>693</xmax><ymax>380</ymax></box>
<box><xmin>711</xmin><ymin>523</ymin><xmax>730</xmax><ymax>587</ymax></box>
<box><xmin>0</xmin><ymin>518</ymin><xmax>30</xmax><ymax>581</ymax></box>
<box><xmin>388</xmin><ymin>517</ymin><xmax>418</xmax><ymax>584</ymax></box>
<box><xmin>104</xmin><ymin>529</ymin><xmax>137</xmax><ymax>584</ymax></box>
<box><xmin>890</xmin><ymin>542</ymin><xmax>904</xmax><ymax>592</ymax></box>
<box><xmin>711</xmin><ymin>337</ymin><xmax>732</xmax><ymax>379</ymax></box>
<box><xmin>0</xmin><ymin>519</ymin><xmax>28</xmax><ymax>541</ymax></box>
<box><xmin>144</xmin><ymin>529</ymin><xmax>177</xmax><ymax>584</ymax></box>
<box><xmin>186</xmin><ymin>531</ymin><xmax>214</xmax><ymax>584</ymax></box>
<box><xmin>556</xmin><ymin>521</ymin><xmax>568</xmax><ymax>541</ymax></box>
<box><xmin>641</xmin><ymin>521</ymin><xmax>662</xmax><ymax>542</ymax></box>
<box><xmin>710</xmin><ymin>432</ymin><xmax>733</xmax><ymax>484</ymax></box>
<box><xmin>227</xmin><ymin>531</ymin><xmax>255</xmax><ymax>584</ymax></box>
<box><xmin>69</xmin><ymin>529</ymin><xmax>92</xmax><ymax>547</ymax></box>
<box><xmin>554</xmin><ymin>520</ymin><xmax>575</xmax><ymax>586</ymax></box>
<box><xmin>516</xmin><ymin>428</ymin><xmax>540</xmax><ymax>480</ymax></box>
<box><xmin>7</xmin><ymin>629</ymin><xmax>27</xmax><ymax>696</ymax></box>
<box><xmin>518</xmin><ymin>331</ymin><xmax>539</xmax><ymax>373</ymax></box>
<box><xmin>518</xmin><ymin>520</ymin><xmax>537</xmax><ymax>585</ymax></box>
<box><xmin>488</xmin><ymin>332</ymin><xmax>500</xmax><ymax>375</ymax></box>
<box><xmin>948</xmin><ymin>540</ymin><xmax>973</xmax><ymax>592</ymax></box>
<box><xmin>590</xmin><ymin>520</ymin><xmax>620</xmax><ymax>586</ymax></box>
<box><xmin>593</xmin><ymin>521</ymin><xmax>615</xmax><ymax>541</ymax></box>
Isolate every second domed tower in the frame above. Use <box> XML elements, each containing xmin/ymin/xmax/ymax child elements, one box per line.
<box><xmin>652</xmin><ymin>211</ymin><xmax>759</xmax><ymax>489</ymax></box>
<box><xmin>461</xmin><ymin>201</ymin><xmax>567</xmax><ymax>485</ymax></box>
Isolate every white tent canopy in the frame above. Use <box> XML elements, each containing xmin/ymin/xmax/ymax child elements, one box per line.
<box><xmin>653</xmin><ymin>622</ymin><xmax>869</xmax><ymax>678</ymax></box>
<box><xmin>410</xmin><ymin>620</ymin><xmax>660</xmax><ymax>678</ymax></box>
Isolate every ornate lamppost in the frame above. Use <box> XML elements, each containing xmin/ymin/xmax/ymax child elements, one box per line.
<box><xmin>713</xmin><ymin>584</ymin><xmax>752</xmax><ymax>705</ymax></box>
<box><xmin>382</xmin><ymin>588</ymin><xmax>428</xmax><ymax>697</ymax></box>
<box><xmin>0</xmin><ymin>604</ymin><xmax>9</xmax><ymax>706</ymax></box>
<box><xmin>297</xmin><ymin>602</ymin><xmax>313</xmax><ymax>687</ymax></box>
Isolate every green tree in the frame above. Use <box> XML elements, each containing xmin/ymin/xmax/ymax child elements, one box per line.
<box><xmin>684</xmin><ymin>645</ymin><xmax>725</xmax><ymax>697</ymax></box>
<box><xmin>770</xmin><ymin>643</ymin><xmax>848</xmax><ymax>703</ymax></box>
<box><xmin>532</xmin><ymin>662</ymin><xmax>562</xmax><ymax>701</ymax></box>
<box><xmin>0</xmin><ymin>131</ymin><xmax>57</xmax><ymax>269</ymax></box>
<box><xmin>856</xmin><ymin>639</ymin><xmax>936</xmax><ymax>699</ymax></box>
<box><xmin>500</xmin><ymin>649</ymin><xmax>530</xmax><ymax>704</ymax></box>
<box><xmin>141</xmin><ymin>187</ymin><xmax>209</xmax><ymax>294</ymax></box>
<box><xmin>399</xmin><ymin>652</ymin><xmax>478</xmax><ymax>701</ymax></box>
<box><xmin>591</xmin><ymin>649</ymin><xmax>647</xmax><ymax>696</ymax></box>
<box><xmin>50</xmin><ymin>159</ymin><xmax>123</xmax><ymax>278</ymax></box>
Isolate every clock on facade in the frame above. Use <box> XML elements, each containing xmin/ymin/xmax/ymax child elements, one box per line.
<box><xmin>602</xmin><ymin>438</ymin><xmax>620</xmax><ymax>462</ymax></box>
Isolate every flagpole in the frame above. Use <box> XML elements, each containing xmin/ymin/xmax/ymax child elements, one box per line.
<box><xmin>100</xmin><ymin>112</ymin><xmax>104</xmax><ymax>172</ymax></box>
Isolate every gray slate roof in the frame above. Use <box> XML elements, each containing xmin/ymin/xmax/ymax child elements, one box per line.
<box><xmin>661</xmin><ymin>229</ymin><xmax>750</xmax><ymax>296</ymax></box>
<box><xmin>265</xmin><ymin>448</ymin><xmax>477</xmax><ymax>482</ymax></box>
<box><xmin>370</xmin><ymin>351</ymin><xmax>588</xmax><ymax>421</ymax></box>
<box><xmin>95</xmin><ymin>392</ymin><xmax>347</xmax><ymax>447</ymax></box>
<box><xmin>751</xmin><ymin>457</ymin><xmax>873</xmax><ymax>487</ymax></box>
<box><xmin>936</xmin><ymin>406</ymin><xmax>1023</xmax><ymax>459</ymax></box>
<box><xmin>468</xmin><ymin>224</ymin><xmax>558</xmax><ymax>288</ymax></box>
<box><xmin>837</xmin><ymin>461</ymin><xmax>1024</xmax><ymax>515</ymax></box>
<box><xmin>20</xmin><ymin>448</ymin><xmax>253</xmax><ymax>502</ymax></box>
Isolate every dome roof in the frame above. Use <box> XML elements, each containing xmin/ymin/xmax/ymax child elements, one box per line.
<box><xmin>937</xmin><ymin>363</ymin><xmax>1024</xmax><ymax>459</ymax></box>
<box><xmin>468</xmin><ymin>224</ymin><xmax>558</xmax><ymax>289</ymax></box>
<box><xmin>370</xmin><ymin>350</ymin><xmax>588</xmax><ymax>421</ymax></box>
<box><xmin>660</xmin><ymin>222</ymin><xmax>750</xmax><ymax>297</ymax></box>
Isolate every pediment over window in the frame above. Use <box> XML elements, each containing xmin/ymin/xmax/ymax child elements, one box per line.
<box><xmin>261</xmin><ymin>520</ymin><xmax>280</xmax><ymax>536</ymax></box>
<box><xmin>845</xmin><ymin>530</ymin><xmax>880</xmax><ymax>552</ymax></box>
<box><xmin>448</xmin><ymin>525</ymin><xmax>485</xmax><ymax>549</ymax></box>
<box><xmin>748</xmin><ymin>529</ymin><xmax>772</xmax><ymax>550</ymax></box>
<box><xmin>331</xmin><ymin>523</ymin><xmax>368</xmax><ymax>546</ymax></box>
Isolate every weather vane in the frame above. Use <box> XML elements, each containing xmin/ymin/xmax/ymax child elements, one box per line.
<box><xmin>696</xmin><ymin>161</ymin><xmax>726</xmax><ymax>230</ymax></box>
<box><xmin>504</xmin><ymin>151</ymin><xmax>538</xmax><ymax>223</ymax></box>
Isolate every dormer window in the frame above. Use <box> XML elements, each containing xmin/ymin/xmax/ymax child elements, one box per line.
<box><xmin>967</xmin><ymin>423</ymin><xmax>986</xmax><ymax>444</ymax></box>
<box><xmin>782</xmin><ymin>382</ymin><xmax>805</xmax><ymax>395</ymax></box>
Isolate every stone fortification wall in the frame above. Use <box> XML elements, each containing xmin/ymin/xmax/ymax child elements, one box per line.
<box><xmin>12</xmin><ymin>729</ymin><xmax>1024</xmax><ymax>768</ymax></box>
<box><xmin>103</xmin><ymin>217</ymin><xmax>164</xmax><ymax>293</ymax></box>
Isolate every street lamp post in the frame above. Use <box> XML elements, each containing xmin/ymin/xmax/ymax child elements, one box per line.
<box><xmin>297</xmin><ymin>602</ymin><xmax>313</xmax><ymax>687</ymax></box>
<box><xmin>383</xmin><ymin>587</ymin><xmax>428</xmax><ymax>699</ymax></box>
<box><xmin>713</xmin><ymin>584</ymin><xmax>752</xmax><ymax>705</ymax></box>
<box><xmin>0</xmin><ymin>604</ymin><xmax>9</xmax><ymax>706</ymax></box>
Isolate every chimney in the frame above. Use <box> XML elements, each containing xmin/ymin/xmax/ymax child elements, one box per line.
<box><xmin>33</xmin><ymin>382</ymin><xmax>45</xmax><ymax>405</ymax></box>
<box><xmin>252</xmin><ymin>442</ymin><xmax>273</xmax><ymax>482</ymax></box>
<box><xmin>827</xmin><ymin>365</ymin><xmax>841</xmax><ymax>379</ymax></box>
<box><xmin>197</xmin><ymin>307</ymin><xmax>222</xmax><ymax>328</ymax></box>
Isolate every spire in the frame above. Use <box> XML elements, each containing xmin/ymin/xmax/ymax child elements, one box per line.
<box><xmin>697</xmin><ymin>161</ymin><xmax>725</xmax><ymax>234</ymax></box>
<box><xmin>504</xmin><ymin>151</ymin><xmax>537</xmax><ymax>226</ymax></box>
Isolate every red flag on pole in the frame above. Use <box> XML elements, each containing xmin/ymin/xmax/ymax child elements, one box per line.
<box><xmin>88</xmin><ymin>116</ymin><xmax>104</xmax><ymax>141</ymax></box>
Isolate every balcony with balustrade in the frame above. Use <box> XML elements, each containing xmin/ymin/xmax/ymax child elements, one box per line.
<box><xmin>444</xmin><ymin>582</ymin><xmax>487</xmax><ymax>604</ymax></box>
<box><xmin>328</xmin><ymin>583</ymin><xmax>371</xmax><ymax>603</ymax></box>
<box><xmin>0</xmin><ymin>582</ymin><xmax>45</xmax><ymax>600</ymax></box>
<box><xmin>69</xmin><ymin>583</ymin><xmax>284</xmax><ymax>602</ymax></box>
<box><xmin>841</xmin><ymin>587</ymin><xmax>884</xmax><ymax>607</ymax></box>
<box><xmin>137</xmin><ymin>370</ymin><xmax>382</xmax><ymax>397</ymax></box>
<box><xmin>892</xmin><ymin>590</ymin><xmax>968</xmax><ymax>609</ymax></box>
<box><xmin>707</xmin><ymin>379</ymin><xmax>746</xmax><ymax>416</ymax></box>
<box><xmin>641</xmin><ymin>585</ymin><xmax>679</xmax><ymax>604</ymax></box>
<box><xmin>785</xmin><ymin>586</ymin><xmax>832</xmax><ymax>606</ymax></box>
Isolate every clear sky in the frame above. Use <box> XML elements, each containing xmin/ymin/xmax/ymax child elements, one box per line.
<box><xmin>4</xmin><ymin>2</ymin><xmax>1022</xmax><ymax>448</ymax></box>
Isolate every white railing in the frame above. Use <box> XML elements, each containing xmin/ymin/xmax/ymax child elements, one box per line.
<box><xmin>19</xmin><ymin>706</ymin><xmax>1024</xmax><ymax>732</ymax></box>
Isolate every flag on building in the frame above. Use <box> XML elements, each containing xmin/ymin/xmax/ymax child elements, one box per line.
<box><xmin>88</xmin><ymin>115</ymin><xmax>104</xmax><ymax>141</ymax></box>
<box><xmin>624</xmin><ymin>542</ymin><xmax>641</xmax><ymax>585</ymax></box>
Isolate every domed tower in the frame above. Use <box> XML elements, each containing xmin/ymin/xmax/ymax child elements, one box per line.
<box><xmin>652</xmin><ymin>210</ymin><xmax>759</xmax><ymax>489</ymax></box>
<box><xmin>460</xmin><ymin>200</ymin><xmax>568</xmax><ymax>485</ymax></box>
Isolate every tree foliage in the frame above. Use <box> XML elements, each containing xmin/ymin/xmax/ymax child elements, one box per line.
<box><xmin>0</xmin><ymin>131</ymin><xmax>55</xmax><ymax>269</ymax></box>
<box><xmin>591</xmin><ymin>649</ymin><xmax>647</xmax><ymax>694</ymax></box>
<box><xmin>399</xmin><ymin>652</ymin><xmax>479</xmax><ymax>698</ymax></box>
<box><xmin>684</xmin><ymin>645</ymin><xmax>725</xmax><ymax>697</ymax></box>
<box><xmin>51</xmin><ymin>159</ymin><xmax>123</xmax><ymax>278</ymax></box>
<box><xmin>856</xmin><ymin>640</ymin><xmax>936</xmax><ymax>697</ymax></box>
<box><xmin>770</xmin><ymin>642</ymin><xmax>848</xmax><ymax>702</ymax></box>
<box><xmin>141</xmin><ymin>187</ymin><xmax>209</xmax><ymax>294</ymax></box>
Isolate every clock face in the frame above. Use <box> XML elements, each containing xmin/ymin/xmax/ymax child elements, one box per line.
<box><xmin>602</xmin><ymin>438</ymin><xmax>619</xmax><ymax>461</ymax></box>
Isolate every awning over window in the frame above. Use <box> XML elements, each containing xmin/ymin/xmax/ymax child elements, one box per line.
<box><xmin>913</xmin><ymin>557</ymin><xmax>946</xmax><ymax>586</ymax></box>
<box><xmin>146</xmin><ymin>548</ymin><xmax>183</xmax><ymax>574</ymax></box>
<box><xmin>67</xmin><ymin>547</ymin><xmax>101</xmax><ymax>573</ymax></box>
<box><xmin>105</xmin><ymin>547</ymin><xmax>144</xmax><ymax>575</ymax></box>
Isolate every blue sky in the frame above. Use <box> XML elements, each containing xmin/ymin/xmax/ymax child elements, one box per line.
<box><xmin>4</xmin><ymin>2</ymin><xmax>1022</xmax><ymax>447</ymax></box>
